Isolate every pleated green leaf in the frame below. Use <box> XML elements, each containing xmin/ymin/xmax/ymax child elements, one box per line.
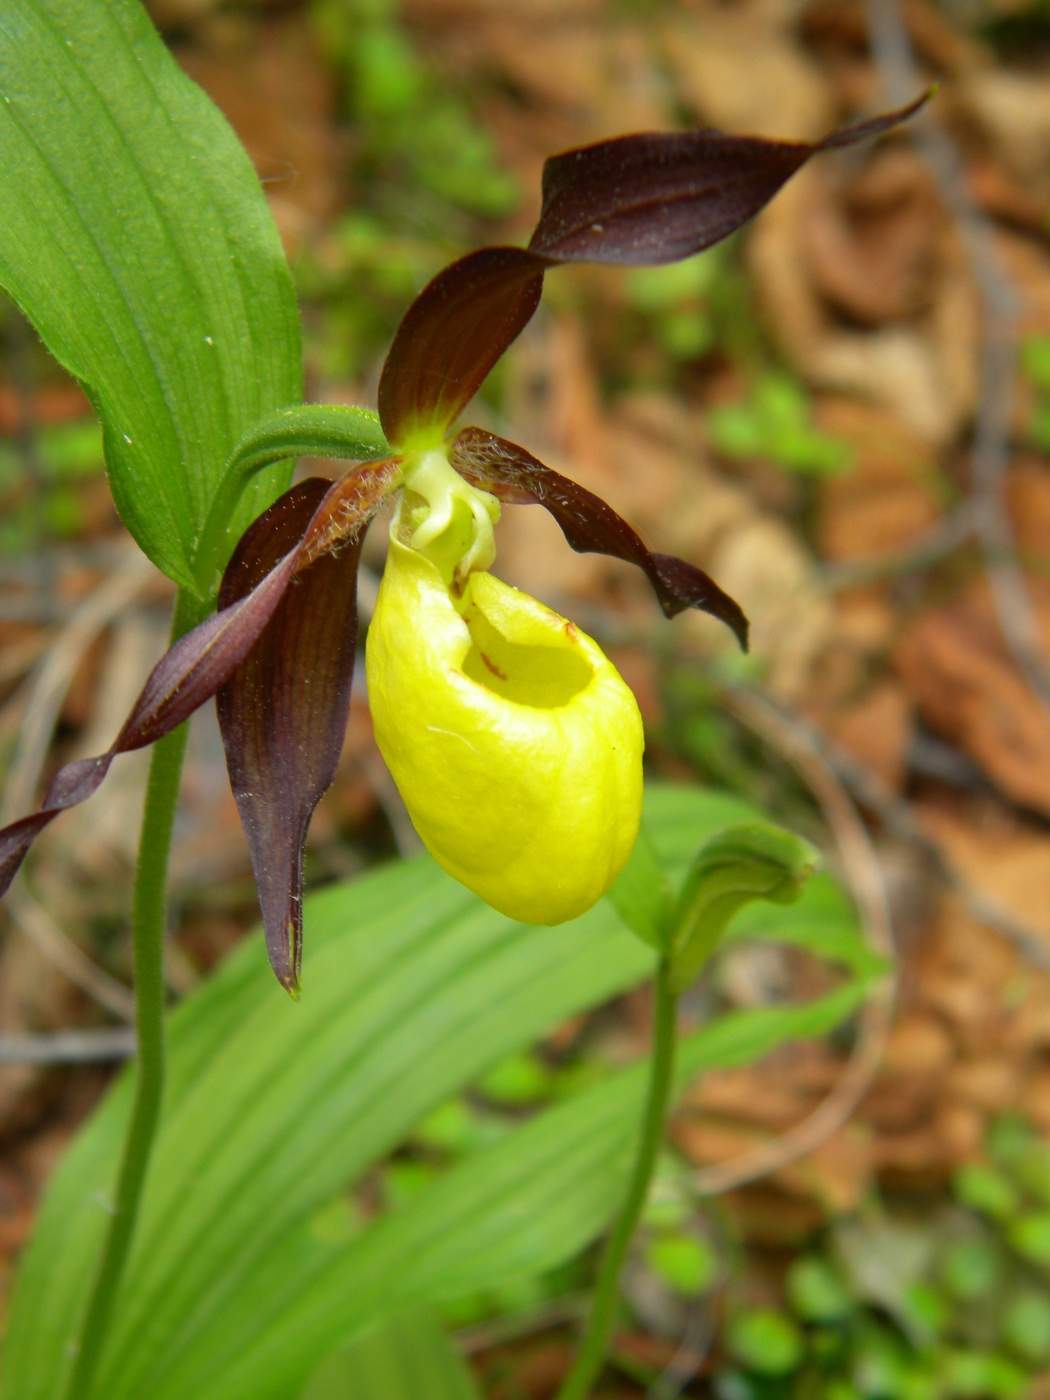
<box><xmin>186</xmin><ymin>985</ymin><xmax>868</xmax><ymax>1400</ymax></box>
<box><xmin>299</xmin><ymin>1311</ymin><xmax>481</xmax><ymax>1400</ymax></box>
<box><xmin>0</xmin><ymin>787</ymin><xmax>875</xmax><ymax>1399</ymax></box>
<box><xmin>0</xmin><ymin>0</ymin><xmax>301</xmax><ymax>591</ymax></box>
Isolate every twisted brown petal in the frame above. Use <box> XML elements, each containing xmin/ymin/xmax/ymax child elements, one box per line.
<box><xmin>528</xmin><ymin>93</ymin><xmax>930</xmax><ymax>264</ymax></box>
<box><xmin>0</xmin><ymin>462</ymin><xmax>401</xmax><ymax>958</ymax></box>
<box><xmin>451</xmin><ymin>427</ymin><xmax>748</xmax><ymax>649</ymax></box>
<box><xmin>0</xmin><ymin>551</ymin><xmax>304</xmax><ymax>901</ymax></box>
<box><xmin>378</xmin><ymin>94</ymin><xmax>929</xmax><ymax>444</ymax></box>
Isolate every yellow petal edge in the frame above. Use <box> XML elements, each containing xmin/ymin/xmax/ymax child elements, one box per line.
<box><xmin>366</xmin><ymin>532</ymin><xmax>644</xmax><ymax>924</ymax></box>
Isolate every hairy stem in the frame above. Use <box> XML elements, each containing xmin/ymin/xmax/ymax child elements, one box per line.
<box><xmin>556</xmin><ymin>954</ymin><xmax>679</xmax><ymax>1400</ymax></box>
<box><xmin>64</xmin><ymin>587</ymin><xmax>208</xmax><ymax>1400</ymax></box>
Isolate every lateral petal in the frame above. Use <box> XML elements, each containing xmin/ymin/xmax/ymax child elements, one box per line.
<box><xmin>450</xmin><ymin>427</ymin><xmax>748</xmax><ymax>650</ymax></box>
<box><xmin>216</xmin><ymin>481</ymin><xmax>365</xmax><ymax>995</ymax></box>
<box><xmin>0</xmin><ymin>463</ymin><xmax>401</xmax><ymax>916</ymax></box>
<box><xmin>0</xmin><ymin>547</ymin><xmax>302</xmax><ymax>901</ymax></box>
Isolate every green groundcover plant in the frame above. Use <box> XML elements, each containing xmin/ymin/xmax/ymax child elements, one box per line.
<box><xmin>0</xmin><ymin>4</ymin><xmax>925</xmax><ymax>1396</ymax></box>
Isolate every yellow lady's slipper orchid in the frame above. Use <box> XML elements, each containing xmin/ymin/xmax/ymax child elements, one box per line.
<box><xmin>0</xmin><ymin>97</ymin><xmax>927</xmax><ymax>988</ymax></box>
<box><xmin>366</xmin><ymin>528</ymin><xmax>644</xmax><ymax>924</ymax></box>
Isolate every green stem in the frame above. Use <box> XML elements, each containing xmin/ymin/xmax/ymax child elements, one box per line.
<box><xmin>556</xmin><ymin>954</ymin><xmax>679</xmax><ymax>1400</ymax></box>
<box><xmin>64</xmin><ymin>588</ymin><xmax>208</xmax><ymax>1400</ymax></box>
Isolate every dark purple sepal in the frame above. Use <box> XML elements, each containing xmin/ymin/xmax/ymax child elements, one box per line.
<box><xmin>528</xmin><ymin>93</ymin><xmax>931</xmax><ymax>265</ymax></box>
<box><xmin>377</xmin><ymin>96</ymin><xmax>927</xmax><ymax>445</ymax></box>
<box><xmin>378</xmin><ymin>247</ymin><xmax>547</xmax><ymax>447</ymax></box>
<box><xmin>451</xmin><ymin>427</ymin><xmax>748</xmax><ymax>649</ymax></box>
<box><xmin>217</xmin><ymin>460</ymin><xmax>402</xmax><ymax>995</ymax></box>
<box><xmin>218</xmin><ymin>485</ymin><xmax>356</xmax><ymax>995</ymax></box>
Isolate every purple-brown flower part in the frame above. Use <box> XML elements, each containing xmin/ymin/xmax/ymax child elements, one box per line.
<box><xmin>217</xmin><ymin>472</ymin><xmax>390</xmax><ymax>993</ymax></box>
<box><xmin>0</xmin><ymin>551</ymin><xmax>303</xmax><ymax>900</ymax></box>
<box><xmin>451</xmin><ymin>428</ymin><xmax>748</xmax><ymax>649</ymax></box>
<box><xmin>378</xmin><ymin>94</ymin><xmax>930</xmax><ymax>446</ymax></box>
<box><xmin>0</xmin><ymin>461</ymin><xmax>401</xmax><ymax>977</ymax></box>
<box><xmin>378</xmin><ymin>247</ymin><xmax>546</xmax><ymax>449</ymax></box>
<box><xmin>527</xmin><ymin>93</ymin><xmax>931</xmax><ymax>264</ymax></box>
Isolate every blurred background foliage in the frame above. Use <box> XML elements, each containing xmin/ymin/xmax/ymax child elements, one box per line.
<box><xmin>2</xmin><ymin>0</ymin><xmax>1050</xmax><ymax>1395</ymax></box>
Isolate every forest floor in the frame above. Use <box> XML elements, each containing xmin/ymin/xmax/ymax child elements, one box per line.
<box><xmin>2</xmin><ymin>0</ymin><xmax>1050</xmax><ymax>1394</ymax></box>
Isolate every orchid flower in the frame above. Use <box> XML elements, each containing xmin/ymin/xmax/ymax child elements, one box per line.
<box><xmin>0</xmin><ymin>96</ymin><xmax>925</xmax><ymax>993</ymax></box>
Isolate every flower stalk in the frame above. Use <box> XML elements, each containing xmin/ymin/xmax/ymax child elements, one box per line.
<box><xmin>64</xmin><ymin>587</ymin><xmax>209</xmax><ymax>1400</ymax></box>
<box><xmin>556</xmin><ymin>950</ymin><xmax>679</xmax><ymax>1400</ymax></box>
<box><xmin>556</xmin><ymin>823</ymin><xmax>819</xmax><ymax>1397</ymax></box>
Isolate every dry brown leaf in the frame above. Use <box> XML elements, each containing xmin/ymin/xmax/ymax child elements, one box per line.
<box><xmin>917</xmin><ymin>794</ymin><xmax>1050</xmax><ymax>947</ymax></box>
<box><xmin>879</xmin><ymin>1009</ymin><xmax>956</xmax><ymax>1081</ymax></box>
<box><xmin>707</xmin><ymin>518</ymin><xmax>836</xmax><ymax>698</ymax></box>
<box><xmin>660</xmin><ymin>9</ymin><xmax>833</xmax><ymax>140</ymax></box>
<box><xmin>895</xmin><ymin>580</ymin><xmax>1050</xmax><ymax>815</ymax></box>
<box><xmin>815</xmin><ymin>680</ymin><xmax>912</xmax><ymax>792</ymax></box>
<box><xmin>817</xmin><ymin>398</ymin><xmax>942</xmax><ymax>562</ymax></box>
<box><xmin>749</xmin><ymin>164</ymin><xmax>978</xmax><ymax>445</ymax></box>
<box><xmin>805</xmin><ymin>150</ymin><xmax>941</xmax><ymax>324</ymax></box>
<box><xmin>800</xmin><ymin>0</ymin><xmax>985</xmax><ymax>75</ymax></box>
<box><xmin>956</xmin><ymin>69</ymin><xmax>1050</xmax><ymax>202</ymax></box>
<box><xmin>1008</xmin><ymin>459</ymin><xmax>1050</xmax><ymax>564</ymax></box>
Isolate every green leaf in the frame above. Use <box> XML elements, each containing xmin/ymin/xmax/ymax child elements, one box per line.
<box><xmin>298</xmin><ymin>1311</ymin><xmax>481</xmax><ymax>1400</ymax></box>
<box><xmin>726</xmin><ymin>873</ymin><xmax>883</xmax><ymax>978</ymax></box>
<box><xmin>953</xmin><ymin>1162</ymin><xmax>1020</xmax><ymax>1222</ymax></box>
<box><xmin>166</xmin><ymin>985</ymin><xmax>868</xmax><ymax>1400</ymax></box>
<box><xmin>939</xmin><ymin>1238</ymin><xmax>1002</xmax><ymax>1301</ymax></box>
<box><xmin>476</xmin><ymin>1051</ymin><xmax>553</xmax><ymax>1106</ymax></box>
<box><xmin>1007</xmin><ymin>1211</ymin><xmax>1050</xmax><ymax>1267</ymax></box>
<box><xmin>0</xmin><ymin>0</ymin><xmax>301</xmax><ymax>590</ymax></box>
<box><xmin>786</xmin><ymin>1255</ymin><xmax>853</xmax><ymax>1323</ymax></box>
<box><xmin>670</xmin><ymin>822</ymin><xmax>820</xmax><ymax>991</ymax></box>
<box><xmin>645</xmin><ymin>1233</ymin><xmax>717</xmax><ymax>1296</ymax></box>
<box><xmin>606</xmin><ymin>821</ymin><xmax>672</xmax><ymax>950</ymax></box>
<box><xmin>0</xmin><ymin>787</ymin><xmax>870</xmax><ymax>1400</ymax></box>
<box><xmin>942</xmin><ymin>1349</ymin><xmax>1028</xmax><ymax>1399</ymax></box>
<box><xmin>1001</xmin><ymin>1289</ymin><xmax>1050</xmax><ymax>1365</ymax></box>
<box><xmin>726</xmin><ymin>1307</ymin><xmax>805</xmax><ymax>1375</ymax></box>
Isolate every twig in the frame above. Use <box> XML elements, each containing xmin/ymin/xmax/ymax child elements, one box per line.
<box><xmin>818</xmin><ymin>499</ymin><xmax>978</xmax><ymax>591</ymax></box>
<box><xmin>0</xmin><ymin>545</ymin><xmax>154</xmax><ymax>822</ymax></box>
<box><xmin>866</xmin><ymin>0</ymin><xmax>1050</xmax><ymax>711</ymax></box>
<box><xmin>0</xmin><ymin>1028</ymin><xmax>135</xmax><ymax>1065</ymax></box>
<box><xmin>768</xmin><ymin>694</ymin><xmax>1050</xmax><ymax>971</ymax></box>
<box><xmin>683</xmin><ymin>685</ymin><xmax>898</xmax><ymax>1196</ymax></box>
<box><xmin>1</xmin><ymin>549</ymin><xmax>152</xmax><ymax>1017</ymax></box>
<box><xmin>6</xmin><ymin>886</ymin><xmax>135</xmax><ymax>1021</ymax></box>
